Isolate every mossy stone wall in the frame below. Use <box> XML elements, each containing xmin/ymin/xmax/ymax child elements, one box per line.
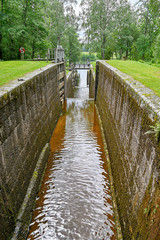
<box><xmin>96</xmin><ymin>60</ymin><xmax>160</xmax><ymax>240</ymax></box>
<box><xmin>0</xmin><ymin>63</ymin><xmax>62</xmax><ymax>239</ymax></box>
<box><xmin>66</xmin><ymin>70</ymin><xmax>79</xmax><ymax>98</ymax></box>
<box><xmin>88</xmin><ymin>67</ymin><xmax>95</xmax><ymax>99</ymax></box>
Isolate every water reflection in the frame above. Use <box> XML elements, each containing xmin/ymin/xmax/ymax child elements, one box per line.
<box><xmin>74</xmin><ymin>70</ymin><xmax>89</xmax><ymax>100</ymax></box>
<box><xmin>27</xmin><ymin>70</ymin><xmax>116</xmax><ymax>240</ymax></box>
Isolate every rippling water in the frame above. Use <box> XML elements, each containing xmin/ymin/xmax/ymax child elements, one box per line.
<box><xmin>27</xmin><ymin>70</ymin><xmax>116</xmax><ymax>240</ymax></box>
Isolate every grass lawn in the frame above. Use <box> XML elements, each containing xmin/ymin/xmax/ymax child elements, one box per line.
<box><xmin>66</xmin><ymin>69</ymin><xmax>70</xmax><ymax>75</ymax></box>
<box><xmin>107</xmin><ymin>60</ymin><xmax>160</xmax><ymax>97</ymax></box>
<box><xmin>90</xmin><ymin>61</ymin><xmax>96</xmax><ymax>72</ymax></box>
<box><xmin>0</xmin><ymin>61</ymin><xmax>50</xmax><ymax>87</ymax></box>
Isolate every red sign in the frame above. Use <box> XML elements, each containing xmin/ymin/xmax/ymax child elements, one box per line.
<box><xmin>19</xmin><ymin>47</ymin><xmax>25</xmax><ymax>53</ymax></box>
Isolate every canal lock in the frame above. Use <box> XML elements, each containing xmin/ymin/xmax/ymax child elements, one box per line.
<box><xmin>27</xmin><ymin>69</ymin><xmax>119</xmax><ymax>240</ymax></box>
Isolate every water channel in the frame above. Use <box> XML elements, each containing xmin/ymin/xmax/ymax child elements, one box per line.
<box><xmin>27</xmin><ymin>70</ymin><xmax>116</xmax><ymax>240</ymax></box>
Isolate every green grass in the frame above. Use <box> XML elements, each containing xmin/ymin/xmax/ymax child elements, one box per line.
<box><xmin>107</xmin><ymin>60</ymin><xmax>160</xmax><ymax>97</ymax></box>
<box><xmin>90</xmin><ymin>61</ymin><xmax>96</xmax><ymax>72</ymax></box>
<box><xmin>0</xmin><ymin>61</ymin><xmax>50</xmax><ymax>87</ymax></box>
<box><xmin>66</xmin><ymin>70</ymin><xmax>70</xmax><ymax>75</ymax></box>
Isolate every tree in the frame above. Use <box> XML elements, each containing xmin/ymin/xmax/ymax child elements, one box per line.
<box><xmin>64</xmin><ymin>4</ymin><xmax>80</xmax><ymax>63</ymax></box>
<box><xmin>153</xmin><ymin>34</ymin><xmax>160</xmax><ymax>63</ymax></box>
<box><xmin>135</xmin><ymin>0</ymin><xmax>160</xmax><ymax>60</ymax></box>
<box><xmin>64</xmin><ymin>26</ymin><xmax>80</xmax><ymax>64</ymax></box>
<box><xmin>47</xmin><ymin>0</ymin><xmax>80</xmax><ymax>63</ymax></box>
<box><xmin>0</xmin><ymin>0</ymin><xmax>80</xmax><ymax>61</ymax></box>
<box><xmin>113</xmin><ymin>0</ymin><xmax>138</xmax><ymax>59</ymax></box>
<box><xmin>80</xmin><ymin>0</ymin><xmax>117</xmax><ymax>59</ymax></box>
<box><xmin>0</xmin><ymin>0</ymin><xmax>47</xmax><ymax>60</ymax></box>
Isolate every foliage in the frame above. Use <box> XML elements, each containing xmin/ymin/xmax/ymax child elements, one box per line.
<box><xmin>107</xmin><ymin>60</ymin><xmax>160</xmax><ymax>97</ymax></box>
<box><xmin>0</xmin><ymin>61</ymin><xmax>50</xmax><ymax>86</ymax></box>
<box><xmin>0</xmin><ymin>0</ymin><xmax>80</xmax><ymax>64</ymax></box>
<box><xmin>64</xmin><ymin>26</ymin><xmax>80</xmax><ymax>64</ymax></box>
<box><xmin>153</xmin><ymin>34</ymin><xmax>160</xmax><ymax>63</ymax></box>
<box><xmin>145</xmin><ymin>122</ymin><xmax>160</xmax><ymax>142</ymax></box>
<box><xmin>0</xmin><ymin>0</ymin><xmax>47</xmax><ymax>60</ymax></box>
<box><xmin>135</xmin><ymin>35</ymin><xmax>152</xmax><ymax>60</ymax></box>
<box><xmin>80</xmin><ymin>0</ymin><xmax>117</xmax><ymax>60</ymax></box>
<box><xmin>79</xmin><ymin>52</ymin><xmax>99</xmax><ymax>62</ymax></box>
<box><xmin>1</xmin><ymin>0</ymin><xmax>160</xmax><ymax>64</ymax></box>
<box><xmin>80</xmin><ymin>0</ymin><xmax>160</xmax><ymax>62</ymax></box>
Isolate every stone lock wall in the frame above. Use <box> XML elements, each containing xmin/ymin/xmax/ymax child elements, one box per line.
<box><xmin>95</xmin><ymin>60</ymin><xmax>160</xmax><ymax>240</ymax></box>
<box><xmin>65</xmin><ymin>70</ymin><xmax>79</xmax><ymax>98</ymax></box>
<box><xmin>0</xmin><ymin>63</ymin><xmax>63</xmax><ymax>239</ymax></box>
<box><xmin>87</xmin><ymin>65</ymin><xmax>95</xmax><ymax>99</ymax></box>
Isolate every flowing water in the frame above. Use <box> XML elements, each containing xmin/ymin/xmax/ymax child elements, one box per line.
<box><xmin>27</xmin><ymin>70</ymin><xmax>116</xmax><ymax>240</ymax></box>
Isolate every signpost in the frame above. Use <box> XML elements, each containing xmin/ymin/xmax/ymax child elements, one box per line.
<box><xmin>19</xmin><ymin>47</ymin><xmax>25</xmax><ymax>60</ymax></box>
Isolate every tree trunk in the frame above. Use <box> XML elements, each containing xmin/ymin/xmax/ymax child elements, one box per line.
<box><xmin>101</xmin><ymin>49</ymin><xmax>104</xmax><ymax>60</ymax></box>
<box><xmin>69</xmin><ymin>35</ymin><xmax>72</xmax><ymax>64</ymax></box>
<box><xmin>101</xmin><ymin>34</ymin><xmax>106</xmax><ymax>60</ymax></box>
<box><xmin>130</xmin><ymin>48</ymin><xmax>132</xmax><ymax>60</ymax></box>
<box><xmin>32</xmin><ymin>41</ymin><xmax>35</xmax><ymax>59</ymax></box>
<box><xmin>0</xmin><ymin>0</ymin><xmax>4</xmax><ymax>59</ymax></box>
<box><xmin>126</xmin><ymin>41</ymin><xmax>129</xmax><ymax>59</ymax></box>
<box><xmin>120</xmin><ymin>49</ymin><xmax>122</xmax><ymax>60</ymax></box>
<box><xmin>0</xmin><ymin>33</ymin><xmax>2</xmax><ymax>60</ymax></box>
<box><xmin>57</xmin><ymin>36</ymin><xmax>60</xmax><ymax>46</ymax></box>
<box><xmin>144</xmin><ymin>5</ymin><xmax>149</xmax><ymax>36</ymax></box>
<box><xmin>23</xmin><ymin>0</ymin><xmax>29</xmax><ymax>26</ymax></box>
<box><xmin>115</xmin><ymin>51</ymin><xmax>118</xmax><ymax>59</ymax></box>
<box><xmin>1</xmin><ymin>0</ymin><xmax>3</xmax><ymax>11</ymax></box>
<box><xmin>21</xmin><ymin>0</ymin><xmax>29</xmax><ymax>47</ymax></box>
<box><xmin>142</xmin><ymin>53</ymin><xmax>145</xmax><ymax>61</ymax></box>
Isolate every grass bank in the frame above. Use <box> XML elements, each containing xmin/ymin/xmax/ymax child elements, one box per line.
<box><xmin>107</xmin><ymin>60</ymin><xmax>160</xmax><ymax>97</ymax></box>
<box><xmin>90</xmin><ymin>62</ymin><xmax>96</xmax><ymax>72</ymax></box>
<box><xmin>0</xmin><ymin>61</ymin><xmax>50</xmax><ymax>87</ymax></box>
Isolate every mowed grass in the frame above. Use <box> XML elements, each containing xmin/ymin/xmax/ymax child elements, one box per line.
<box><xmin>107</xmin><ymin>60</ymin><xmax>160</xmax><ymax>97</ymax></box>
<box><xmin>90</xmin><ymin>61</ymin><xmax>96</xmax><ymax>72</ymax></box>
<box><xmin>0</xmin><ymin>61</ymin><xmax>50</xmax><ymax>87</ymax></box>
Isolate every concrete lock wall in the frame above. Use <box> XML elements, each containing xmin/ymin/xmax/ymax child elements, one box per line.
<box><xmin>0</xmin><ymin>63</ymin><xmax>65</xmax><ymax>239</ymax></box>
<box><xmin>95</xmin><ymin>60</ymin><xmax>160</xmax><ymax>239</ymax></box>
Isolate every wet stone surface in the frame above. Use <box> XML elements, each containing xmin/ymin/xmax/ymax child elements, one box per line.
<box><xmin>27</xmin><ymin>70</ymin><xmax>116</xmax><ymax>240</ymax></box>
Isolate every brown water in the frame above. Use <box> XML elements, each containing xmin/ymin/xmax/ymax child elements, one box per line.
<box><xmin>27</xmin><ymin>70</ymin><xmax>116</xmax><ymax>240</ymax></box>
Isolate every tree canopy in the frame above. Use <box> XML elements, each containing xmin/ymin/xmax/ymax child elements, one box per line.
<box><xmin>80</xmin><ymin>0</ymin><xmax>160</xmax><ymax>62</ymax></box>
<box><xmin>0</xmin><ymin>0</ymin><xmax>160</xmax><ymax>63</ymax></box>
<box><xmin>0</xmin><ymin>0</ymin><xmax>80</xmax><ymax>63</ymax></box>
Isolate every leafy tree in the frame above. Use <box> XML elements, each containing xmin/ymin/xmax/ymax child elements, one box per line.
<box><xmin>136</xmin><ymin>34</ymin><xmax>151</xmax><ymax>60</ymax></box>
<box><xmin>64</xmin><ymin>26</ymin><xmax>80</xmax><ymax>64</ymax></box>
<box><xmin>113</xmin><ymin>0</ymin><xmax>138</xmax><ymax>59</ymax></box>
<box><xmin>0</xmin><ymin>0</ymin><xmax>47</xmax><ymax>60</ymax></box>
<box><xmin>153</xmin><ymin>34</ymin><xmax>160</xmax><ymax>63</ymax></box>
<box><xmin>80</xmin><ymin>0</ymin><xmax>117</xmax><ymax>59</ymax></box>
<box><xmin>135</xmin><ymin>0</ymin><xmax>160</xmax><ymax>60</ymax></box>
<box><xmin>0</xmin><ymin>0</ymin><xmax>80</xmax><ymax>62</ymax></box>
<box><xmin>47</xmin><ymin>0</ymin><xmax>66</xmax><ymax>47</ymax></box>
